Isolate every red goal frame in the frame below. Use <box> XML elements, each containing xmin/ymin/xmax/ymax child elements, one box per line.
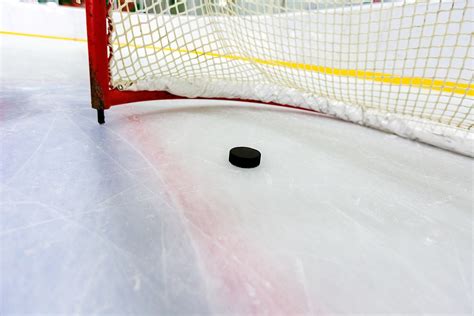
<box><xmin>85</xmin><ymin>0</ymin><xmax>183</xmax><ymax>113</ymax></box>
<box><xmin>85</xmin><ymin>0</ymin><xmax>314</xmax><ymax>123</ymax></box>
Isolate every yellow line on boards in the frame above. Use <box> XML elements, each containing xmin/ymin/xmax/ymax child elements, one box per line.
<box><xmin>141</xmin><ymin>44</ymin><xmax>473</xmax><ymax>97</ymax></box>
<box><xmin>0</xmin><ymin>30</ymin><xmax>87</xmax><ymax>43</ymax></box>
<box><xmin>1</xmin><ymin>30</ymin><xmax>472</xmax><ymax>97</ymax></box>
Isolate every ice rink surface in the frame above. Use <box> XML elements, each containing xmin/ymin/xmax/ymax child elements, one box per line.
<box><xmin>1</xmin><ymin>23</ymin><xmax>473</xmax><ymax>316</ymax></box>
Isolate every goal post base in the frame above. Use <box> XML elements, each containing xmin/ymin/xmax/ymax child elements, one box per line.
<box><xmin>97</xmin><ymin>109</ymin><xmax>105</xmax><ymax>125</ymax></box>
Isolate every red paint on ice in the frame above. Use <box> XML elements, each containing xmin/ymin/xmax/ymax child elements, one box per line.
<box><xmin>127</xmin><ymin>114</ymin><xmax>320</xmax><ymax>315</ymax></box>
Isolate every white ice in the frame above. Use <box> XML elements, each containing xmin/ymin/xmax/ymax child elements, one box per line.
<box><xmin>0</xmin><ymin>2</ymin><xmax>473</xmax><ymax>315</ymax></box>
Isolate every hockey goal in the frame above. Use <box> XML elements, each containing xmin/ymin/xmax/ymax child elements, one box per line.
<box><xmin>85</xmin><ymin>0</ymin><xmax>473</xmax><ymax>156</ymax></box>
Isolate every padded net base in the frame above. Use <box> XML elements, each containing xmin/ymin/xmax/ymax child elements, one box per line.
<box><xmin>106</xmin><ymin>0</ymin><xmax>473</xmax><ymax>156</ymax></box>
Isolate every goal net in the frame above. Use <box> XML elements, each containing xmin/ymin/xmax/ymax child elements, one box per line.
<box><xmin>90</xmin><ymin>0</ymin><xmax>473</xmax><ymax>156</ymax></box>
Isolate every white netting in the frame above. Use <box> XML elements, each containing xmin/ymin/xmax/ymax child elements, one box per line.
<box><xmin>107</xmin><ymin>0</ymin><xmax>473</xmax><ymax>156</ymax></box>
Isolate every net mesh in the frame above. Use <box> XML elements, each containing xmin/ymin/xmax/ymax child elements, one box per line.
<box><xmin>106</xmin><ymin>0</ymin><xmax>473</xmax><ymax>153</ymax></box>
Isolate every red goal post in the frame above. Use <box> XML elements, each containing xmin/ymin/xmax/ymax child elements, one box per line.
<box><xmin>85</xmin><ymin>0</ymin><xmax>290</xmax><ymax>123</ymax></box>
<box><xmin>85</xmin><ymin>0</ymin><xmax>183</xmax><ymax>113</ymax></box>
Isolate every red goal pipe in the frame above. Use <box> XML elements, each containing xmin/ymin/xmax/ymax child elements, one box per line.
<box><xmin>85</xmin><ymin>0</ymin><xmax>109</xmax><ymax>110</ymax></box>
<box><xmin>85</xmin><ymin>0</ymin><xmax>200</xmax><ymax>110</ymax></box>
<box><xmin>84</xmin><ymin>0</ymin><xmax>319</xmax><ymax>116</ymax></box>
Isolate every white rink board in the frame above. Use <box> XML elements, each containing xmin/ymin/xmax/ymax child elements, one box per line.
<box><xmin>0</xmin><ymin>0</ymin><xmax>86</xmax><ymax>39</ymax></box>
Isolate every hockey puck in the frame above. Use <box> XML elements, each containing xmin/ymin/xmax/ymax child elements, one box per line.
<box><xmin>229</xmin><ymin>147</ymin><xmax>261</xmax><ymax>168</ymax></box>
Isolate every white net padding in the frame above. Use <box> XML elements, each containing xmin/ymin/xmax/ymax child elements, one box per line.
<box><xmin>107</xmin><ymin>0</ymin><xmax>473</xmax><ymax>156</ymax></box>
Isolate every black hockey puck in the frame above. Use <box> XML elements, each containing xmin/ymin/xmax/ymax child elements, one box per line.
<box><xmin>229</xmin><ymin>147</ymin><xmax>261</xmax><ymax>168</ymax></box>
